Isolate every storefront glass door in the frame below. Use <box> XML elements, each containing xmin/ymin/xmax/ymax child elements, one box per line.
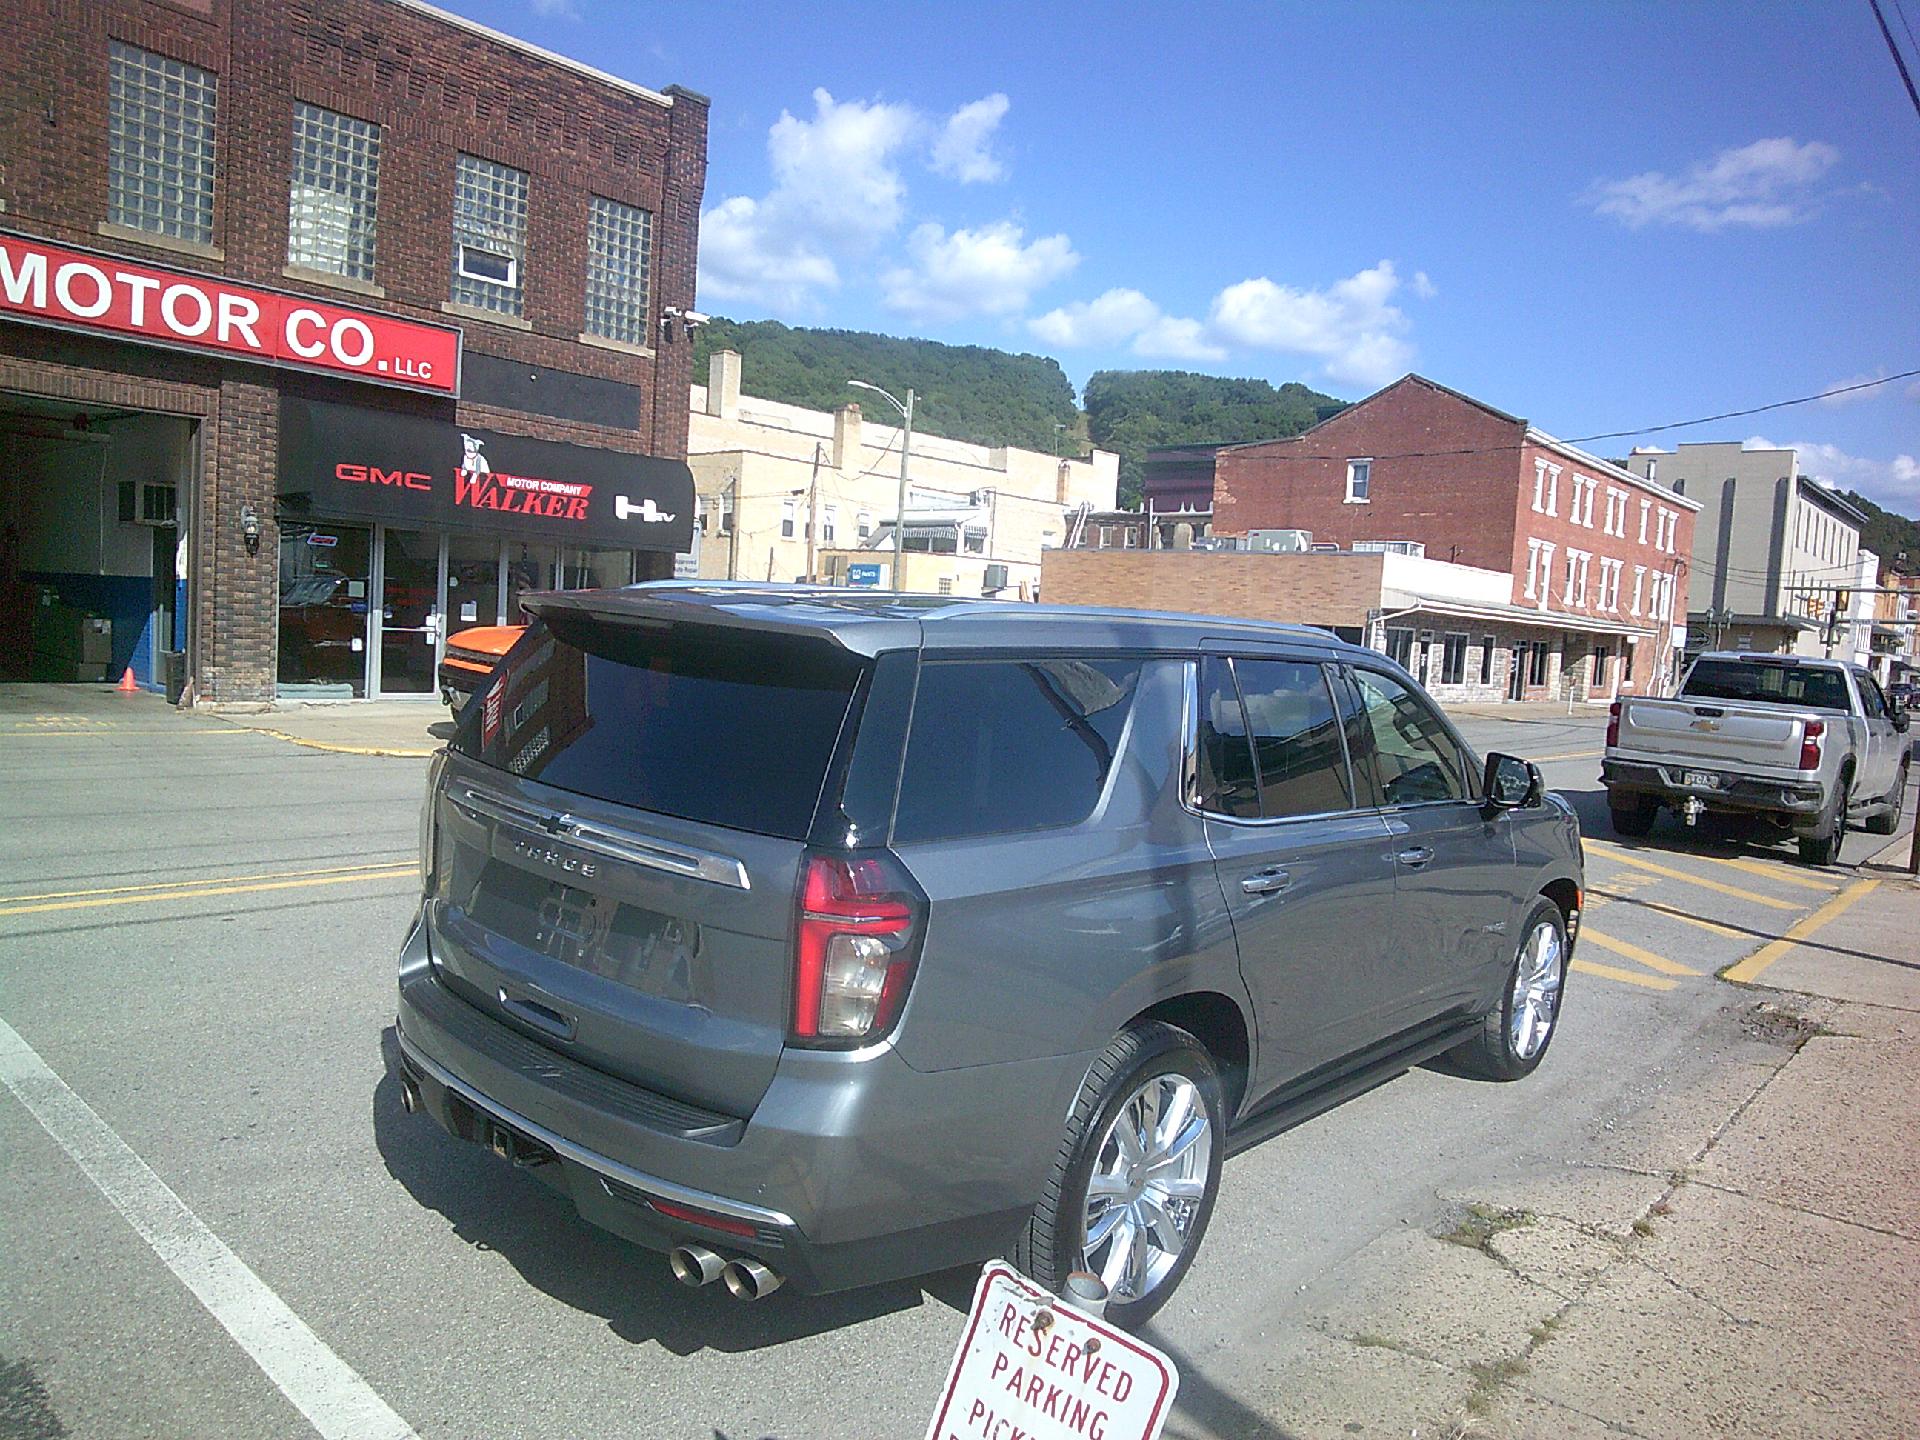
<box><xmin>447</xmin><ymin>534</ymin><xmax>504</xmax><ymax>632</ymax></box>
<box><xmin>376</xmin><ymin>527</ymin><xmax>442</xmax><ymax>696</ymax></box>
<box><xmin>278</xmin><ymin>522</ymin><xmax>372</xmax><ymax>698</ymax></box>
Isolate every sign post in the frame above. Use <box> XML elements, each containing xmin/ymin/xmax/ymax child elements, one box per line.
<box><xmin>925</xmin><ymin>1263</ymin><xmax>1179</xmax><ymax>1440</ymax></box>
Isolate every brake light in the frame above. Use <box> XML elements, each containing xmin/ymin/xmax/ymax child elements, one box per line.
<box><xmin>1606</xmin><ymin>701</ymin><xmax>1621</xmax><ymax>749</ymax></box>
<box><xmin>1798</xmin><ymin>719</ymin><xmax>1824</xmax><ymax>771</ymax></box>
<box><xmin>792</xmin><ymin>853</ymin><xmax>921</xmax><ymax>1044</ymax></box>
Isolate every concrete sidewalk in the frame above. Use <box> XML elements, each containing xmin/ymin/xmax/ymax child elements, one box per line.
<box><xmin>205</xmin><ymin>697</ymin><xmax>449</xmax><ymax>757</ymax></box>
<box><xmin>1207</xmin><ymin>838</ymin><xmax>1919</xmax><ymax>1439</ymax></box>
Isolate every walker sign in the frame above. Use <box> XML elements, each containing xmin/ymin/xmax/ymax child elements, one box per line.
<box><xmin>0</xmin><ymin>229</ymin><xmax>461</xmax><ymax>396</ymax></box>
<box><xmin>925</xmin><ymin>1265</ymin><xmax>1179</xmax><ymax>1440</ymax></box>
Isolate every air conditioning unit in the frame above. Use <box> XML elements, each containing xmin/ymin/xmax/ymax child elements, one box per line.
<box><xmin>118</xmin><ymin>481</ymin><xmax>177</xmax><ymax>527</ymax></box>
<box><xmin>982</xmin><ymin>563</ymin><xmax>1009</xmax><ymax>592</ymax></box>
<box><xmin>1247</xmin><ymin>528</ymin><xmax>1313</xmax><ymax>553</ymax></box>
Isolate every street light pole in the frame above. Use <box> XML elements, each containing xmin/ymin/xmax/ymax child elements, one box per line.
<box><xmin>848</xmin><ymin>379</ymin><xmax>915</xmax><ymax>592</ymax></box>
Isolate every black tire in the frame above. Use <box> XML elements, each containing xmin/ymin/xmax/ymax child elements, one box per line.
<box><xmin>1863</xmin><ymin>760</ymin><xmax>1909</xmax><ymax>837</ymax></box>
<box><xmin>1797</xmin><ymin>774</ymin><xmax>1851</xmax><ymax>866</ymax></box>
<box><xmin>1011</xmin><ymin>1022</ymin><xmax>1224</xmax><ymax>1330</ymax></box>
<box><xmin>1448</xmin><ymin>898</ymin><xmax>1568</xmax><ymax>1082</ymax></box>
<box><xmin>1609</xmin><ymin>797</ymin><xmax>1657</xmax><ymax>837</ymax></box>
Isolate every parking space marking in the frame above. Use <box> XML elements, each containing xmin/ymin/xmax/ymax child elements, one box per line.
<box><xmin>1</xmin><ymin>860</ymin><xmax>417</xmax><ymax>906</ymax></box>
<box><xmin>1577</xmin><ymin>928</ymin><xmax>1703</xmax><ymax>977</ymax></box>
<box><xmin>1723</xmin><ymin>877</ymin><xmax>1882</xmax><ymax>984</ymax></box>
<box><xmin>0</xmin><ymin>1015</ymin><xmax>420</xmax><ymax>1440</ymax></box>
<box><xmin>0</xmin><ymin>864</ymin><xmax>415</xmax><ymax>918</ymax></box>
<box><xmin>1586</xmin><ymin>891</ymin><xmax>1748</xmax><ymax>940</ymax></box>
<box><xmin>1670</xmin><ymin>852</ymin><xmax>1836</xmax><ymax>893</ymax></box>
<box><xmin>1582</xmin><ymin>845</ymin><xmax>1801</xmax><ymax>910</ymax></box>
<box><xmin>1571</xmin><ymin>958</ymin><xmax>1679</xmax><ymax>991</ymax></box>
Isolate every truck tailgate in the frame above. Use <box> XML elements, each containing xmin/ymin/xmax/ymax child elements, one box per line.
<box><xmin>1615</xmin><ymin>698</ymin><xmax>1809</xmax><ymax>771</ymax></box>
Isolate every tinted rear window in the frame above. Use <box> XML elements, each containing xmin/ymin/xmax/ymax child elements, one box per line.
<box><xmin>453</xmin><ymin>617</ymin><xmax>865</xmax><ymax>839</ymax></box>
<box><xmin>1682</xmin><ymin>660</ymin><xmax>1850</xmax><ymax>712</ymax></box>
<box><xmin>893</xmin><ymin>658</ymin><xmax>1142</xmax><ymax>843</ymax></box>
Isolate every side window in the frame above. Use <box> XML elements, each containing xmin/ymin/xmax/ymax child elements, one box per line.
<box><xmin>1234</xmin><ymin>658</ymin><xmax>1354</xmax><ymax>818</ymax></box>
<box><xmin>1347</xmin><ymin>668</ymin><xmax>1471</xmax><ymax>806</ymax></box>
<box><xmin>1196</xmin><ymin>657</ymin><xmax>1261</xmax><ymax>819</ymax></box>
<box><xmin>1858</xmin><ymin>675</ymin><xmax>1887</xmax><ymax>719</ymax></box>
<box><xmin>893</xmin><ymin>658</ymin><xmax>1141</xmax><ymax>843</ymax></box>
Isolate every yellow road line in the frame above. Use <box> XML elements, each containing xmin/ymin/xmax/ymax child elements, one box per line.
<box><xmin>1583</xmin><ymin>845</ymin><xmax>1800</xmax><ymax>910</ymax></box>
<box><xmin>1699</xmin><ymin>855</ymin><xmax>1837</xmax><ymax>893</ymax></box>
<box><xmin>3</xmin><ymin>860</ymin><xmax>416</xmax><ymax>905</ymax></box>
<box><xmin>246</xmin><ymin>728</ymin><xmax>438</xmax><ymax>758</ymax></box>
<box><xmin>0</xmin><ymin>727</ymin><xmax>250</xmax><ymax>738</ymax></box>
<box><xmin>1723</xmin><ymin>877</ymin><xmax>1882</xmax><ymax>984</ymax></box>
<box><xmin>1587</xmin><ymin>888</ymin><xmax>1750</xmax><ymax>939</ymax></box>
<box><xmin>1578</xmin><ymin>928</ymin><xmax>1702</xmax><ymax>976</ymax></box>
<box><xmin>0</xmin><ymin>866</ymin><xmax>416</xmax><ymax>918</ymax></box>
<box><xmin>1530</xmin><ymin>748</ymin><xmax>1604</xmax><ymax>762</ymax></box>
<box><xmin>1572</xmin><ymin>958</ymin><xmax>1679</xmax><ymax>991</ymax></box>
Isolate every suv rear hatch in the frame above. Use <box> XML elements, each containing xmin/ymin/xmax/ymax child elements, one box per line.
<box><xmin>425</xmin><ymin>603</ymin><xmax>871</xmax><ymax>1120</ymax></box>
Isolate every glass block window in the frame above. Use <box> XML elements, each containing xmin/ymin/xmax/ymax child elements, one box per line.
<box><xmin>288</xmin><ymin>103</ymin><xmax>380</xmax><ymax>281</ymax></box>
<box><xmin>584</xmin><ymin>196</ymin><xmax>654</xmax><ymax>345</ymax></box>
<box><xmin>108</xmin><ymin>41</ymin><xmax>218</xmax><ymax>245</ymax></box>
<box><xmin>451</xmin><ymin>154</ymin><xmax>528</xmax><ymax>316</ymax></box>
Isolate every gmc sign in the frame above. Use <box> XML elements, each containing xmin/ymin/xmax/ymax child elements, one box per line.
<box><xmin>337</xmin><ymin>463</ymin><xmax>433</xmax><ymax>492</ymax></box>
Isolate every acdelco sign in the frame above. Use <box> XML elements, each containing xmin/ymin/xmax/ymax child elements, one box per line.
<box><xmin>0</xmin><ymin>230</ymin><xmax>460</xmax><ymax>397</ymax></box>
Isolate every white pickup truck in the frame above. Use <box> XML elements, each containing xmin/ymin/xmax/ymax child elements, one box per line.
<box><xmin>1602</xmin><ymin>653</ymin><xmax>1912</xmax><ymax>864</ymax></box>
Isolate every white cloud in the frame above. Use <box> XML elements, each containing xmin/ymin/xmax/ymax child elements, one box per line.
<box><xmin>1030</xmin><ymin>288</ymin><xmax>1162</xmax><ymax>348</ymax></box>
<box><xmin>1818</xmin><ymin>371</ymin><xmax>1890</xmax><ymax>407</ymax></box>
<box><xmin>698</xmin><ymin>89</ymin><xmax>920</xmax><ymax>306</ymax></box>
<box><xmin>931</xmin><ymin>94</ymin><xmax>1010</xmax><ymax>184</ymax></box>
<box><xmin>528</xmin><ymin>0</ymin><xmax>581</xmax><ymax>18</ymax></box>
<box><xmin>1746</xmin><ymin>435</ymin><xmax>1920</xmax><ymax>510</ymax></box>
<box><xmin>1585</xmin><ymin>137</ymin><xmax>1840</xmax><ymax>231</ymax></box>
<box><xmin>1028</xmin><ymin>260</ymin><xmax>1421</xmax><ymax>386</ymax></box>
<box><xmin>880</xmin><ymin>220</ymin><xmax>1078</xmax><ymax>323</ymax></box>
<box><xmin>1206</xmin><ymin>261</ymin><xmax>1415</xmax><ymax>386</ymax></box>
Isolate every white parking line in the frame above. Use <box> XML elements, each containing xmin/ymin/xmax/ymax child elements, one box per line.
<box><xmin>0</xmin><ymin>1015</ymin><xmax>419</xmax><ymax>1440</ymax></box>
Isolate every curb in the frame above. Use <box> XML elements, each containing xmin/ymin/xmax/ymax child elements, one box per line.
<box><xmin>245</xmin><ymin>728</ymin><xmax>439</xmax><ymax>758</ymax></box>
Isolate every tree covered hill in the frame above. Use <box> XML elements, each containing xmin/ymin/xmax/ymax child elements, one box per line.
<box><xmin>1083</xmin><ymin>371</ymin><xmax>1347</xmax><ymax>504</ymax></box>
<box><xmin>690</xmin><ymin>317</ymin><xmax>1078</xmax><ymax>456</ymax></box>
<box><xmin>1837</xmin><ymin>490</ymin><xmax>1920</xmax><ymax>575</ymax></box>
<box><xmin>689</xmin><ymin>316</ymin><xmax>1347</xmax><ymax>506</ymax></box>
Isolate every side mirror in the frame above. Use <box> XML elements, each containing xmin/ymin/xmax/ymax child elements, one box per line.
<box><xmin>1893</xmin><ymin>705</ymin><xmax>1910</xmax><ymax>733</ymax></box>
<box><xmin>1484</xmin><ymin>752</ymin><xmax>1543</xmax><ymax>810</ymax></box>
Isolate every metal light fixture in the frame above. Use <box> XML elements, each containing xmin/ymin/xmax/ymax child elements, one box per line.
<box><xmin>240</xmin><ymin>504</ymin><xmax>262</xmax><ymax>555</ymax></box>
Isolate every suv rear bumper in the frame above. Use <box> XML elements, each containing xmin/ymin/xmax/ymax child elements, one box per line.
<box><xmin>390</xmin><ymin>920</ymin><xmax>1089</xmax><ymax>1293</ymax></box>
<box><xmin>1602</xmin><ymin>758</ymin><xmax>1827</xmax><ymax>821</ymax></box>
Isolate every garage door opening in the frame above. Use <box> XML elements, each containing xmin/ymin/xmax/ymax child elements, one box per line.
<box><xmin>0</xmin><ymin>392</ymin><xmax>194</xmax><ymax>696</ymax></box>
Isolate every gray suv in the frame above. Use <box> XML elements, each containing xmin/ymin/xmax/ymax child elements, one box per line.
<box><xmin>390</xmin><ymin>586</ymin><xmax>1583</xmax><ymax>1326</ymax></box>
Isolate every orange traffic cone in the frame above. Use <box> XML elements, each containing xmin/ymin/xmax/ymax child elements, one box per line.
<box><xmin>116</xmin><ymin>667</ymin><xmax>140</xmax><ymax>694</ymax></box>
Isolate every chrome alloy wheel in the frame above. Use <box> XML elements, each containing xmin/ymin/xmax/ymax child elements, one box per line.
<box><xmin>1509</xmin><ymin>919</ymin><xmax>1565</xmax><ymax>1061</ymax></box>
<box><xmin>1081</xmin><ymin>1072</ymin><xmax>1212</xmax><ymax>1302</ymax></box>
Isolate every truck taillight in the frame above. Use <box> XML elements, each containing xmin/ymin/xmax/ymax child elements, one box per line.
<box><xmin>791</xmin><ymin>853</ymin><xmax>922</xmax><ymax>1045</ymax></box>
<box><xmin>1798</xmin><ymin>719</ymin><xmax>1824</xmax><ymax>771</ymax></box>
<box><xmin>1606</xmin><ymin>701</ymin><xmax>1621</xmax><ymax>749</ymax></box>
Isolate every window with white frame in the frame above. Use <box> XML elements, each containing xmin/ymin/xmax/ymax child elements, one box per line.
<box><xmin>108</xmin><ymin>42</ymin><xmax>218</xmax><ymax>245</ymax></box>
<box><xmin>1345</xmin><ymin>458</ymin><xmax>1372</xmax><ymax>503</ymax></box>
<box><xmin>1543</xmin><ymin>464</ymin><xmax>1561</xmax><ymax>516</ymax></box>
<box><xmin>857</xmin><ymin>510</ymin><xmax>873</xmax><ymax>540</ymax></box>
<box><xmin>1563</xmin><ymin>549</ymin><xmax>1591</xmax><ymax>606</ymax></box>
<box><xmin>780</xmin><ymin>498</ymin><xmax>797</xmax><ymax>539</ymax></box>
<box><xmin>288</xmin><ymin>102</ymin><xmax>379</xmax><ymax>280</ymax></box>
<box><xmin>1638</xmin><ymin>498</ymin><xmax>1651</xmax><ymax>544</ymax></box>
<box><xmin>1631</xmin><ymin>564</ymin><xmax>1646</xmax><ymax>616</ymax></box>
<box><xmin>1604</xmin><ymin>488</ymin><xmax>1627</xmax><ymax>536</ymax></box>
<box><xmin>1480</xmin><ymin>636</ymin><xmax>1496</xmax><ymax>685</ymax></box>
<box><xmin>821</xmin><ymin>505</ymin><xmax>837</xmax><ymax>546</ymax></box>
<box><xmin>695</xmin><ymin>496</ymin><xmax>708</xmax><ymax>534</ymax></box>
<box><xmin>1525</xmin><ymin>538</ymin><xmax>1544</xmax><ymax>599</ymax></box>
<box><xmin>584</xmin><ymin>195</ymin><xmax>653</xmax><ymax>346</ymax></box>
<box><xmin>720</xmin><ymin>492</ymin><xmax>735</xmax><ymax>533</ymax></box>
<box><xmin>1572</xmin><ymin>476</ymin><xmax>1596</xmax><ymax>527</ymax></box>
<box><xmin>1532</xmin><ymin>459</ymin><xmax>1550</xmax><ymax>513</ymax></box>
<box><xmin>1535</xmin><ymin>541</ymin><xmax>1556</xmax><ymax>605</ymax></box>
<box><xmin>1441</xmin><ymin>633</ymin><xmax>1469</xmax><ymax>686</ymax></box>
<box><xmin>451</xmin><ymin>154</ymin><xmax>528</xmax><ymax>315</ymax></box>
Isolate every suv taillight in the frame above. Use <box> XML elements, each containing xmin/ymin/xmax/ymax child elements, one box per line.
<box><xmin>791</xmin><ymin>853</ymin><xmax>922</xmax><ymax>1045</ymax></box>
<box><xmin>1606</xmin><ymin>701</ymin><xmax>1621</xmax><ymax>749</ymax></box>
<box><xmin>1798</xmin><ymin>719</ymin><xmax>1824</xmax><ymax>771</ymax></box>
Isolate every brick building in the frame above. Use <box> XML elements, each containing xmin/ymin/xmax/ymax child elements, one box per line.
<box><xmin>0</xmin><ymin>0</ymin><xmax>706</xmax><ymax>703</ymax></box>
<box><xmin>1210</xmin><ymin>375</ymin><xmax>1702</xmax><ymax>699</ymax></box>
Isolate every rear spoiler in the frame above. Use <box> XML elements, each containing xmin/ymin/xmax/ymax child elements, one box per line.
<box><xmin>521</xmin><ymin>585</ymin><xmax>924</xmax><ymax>659</ymax></box>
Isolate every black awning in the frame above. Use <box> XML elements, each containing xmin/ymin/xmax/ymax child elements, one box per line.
<box><xmin>277</xmin><ymin>396</ymin><xmax>693</xmax><ymax>552</ymax></box>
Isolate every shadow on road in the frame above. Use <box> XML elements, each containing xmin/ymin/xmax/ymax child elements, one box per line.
<box><xmin>370</xmin><ymin>1028</ymin><xmax>975</xmax><ymax>1354</ymax></box>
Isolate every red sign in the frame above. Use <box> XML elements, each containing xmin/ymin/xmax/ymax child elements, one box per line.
<box><xmin>0</xmin><ymin>229</ymin><xmax>460</xmax><ymax>396</ymax></box>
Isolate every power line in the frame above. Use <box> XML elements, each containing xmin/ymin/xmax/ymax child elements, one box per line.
<box><xmin>1868</xmin><ymin>0</ymin><xmax>1920</xmax><ymax>123</ymax></box>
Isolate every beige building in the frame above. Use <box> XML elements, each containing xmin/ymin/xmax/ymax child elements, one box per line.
<box><xmin>687</xmin><ymin>351</ymin><xmax>1117</xmax><ymax>595</ymax></box>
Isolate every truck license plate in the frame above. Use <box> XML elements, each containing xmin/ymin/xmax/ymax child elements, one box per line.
<box><xmin>1683</xmin><ymin>769</ymin><xmax>1720</xmax><ymax>789</ymax></box>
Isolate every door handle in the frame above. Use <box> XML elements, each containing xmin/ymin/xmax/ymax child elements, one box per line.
<box><xmin>1241</xmin><ymin>866</ymin><xmax>1292</xmax><ymax>896</ymax></box>
<box><xmin>1395</xmin><ymin>846</ymin><xmax>1435</xmax><ymax>869</ymax></box>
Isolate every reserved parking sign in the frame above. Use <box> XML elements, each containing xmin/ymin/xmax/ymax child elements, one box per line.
<box><xmin>925</xmin><ymin>1263</ymin><xmax>1179</xmax><ymax>1440</ymax></box>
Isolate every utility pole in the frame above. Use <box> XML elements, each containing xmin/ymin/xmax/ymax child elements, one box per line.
<box><xmin>725</xmin><ymin>472</ymin><xmax>739</xmax><ymax>580</ymax></box>
<box><xmin>848</xmin><ymin>380</ymin><xmax>915</xmax><ymax>591</ymax></box>
<box><xmin>802</xmin><ymin>442</ymin><xmax>823</xmax><ymax>583</ymax></box>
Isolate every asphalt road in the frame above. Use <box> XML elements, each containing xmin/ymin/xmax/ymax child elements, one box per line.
<box><xmin>1</xmin><ymin>687</ymin><xmax>1910</xmax><ymax>1440</ymax></box>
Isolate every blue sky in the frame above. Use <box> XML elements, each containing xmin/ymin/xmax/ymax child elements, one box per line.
<box><xmin>455</xmin><ymin>1</ymin><xmax>1919</xmax><ymax>515</ymax></box>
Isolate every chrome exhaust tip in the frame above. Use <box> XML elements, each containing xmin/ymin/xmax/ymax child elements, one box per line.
<box><xmin>721</xmin><ymin>1257</ymin><xmax>783</xmax><ymax>1300</ymax></box>
<box><xmin>669</xmin><ymin>1245</ymin><xmax>726</xmax><ymax>1288</ymax></box>
<box><xmin>399</xmin><ymin>1078</ymin><xmax>420</xmax><ymax>1115</ymax></box>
